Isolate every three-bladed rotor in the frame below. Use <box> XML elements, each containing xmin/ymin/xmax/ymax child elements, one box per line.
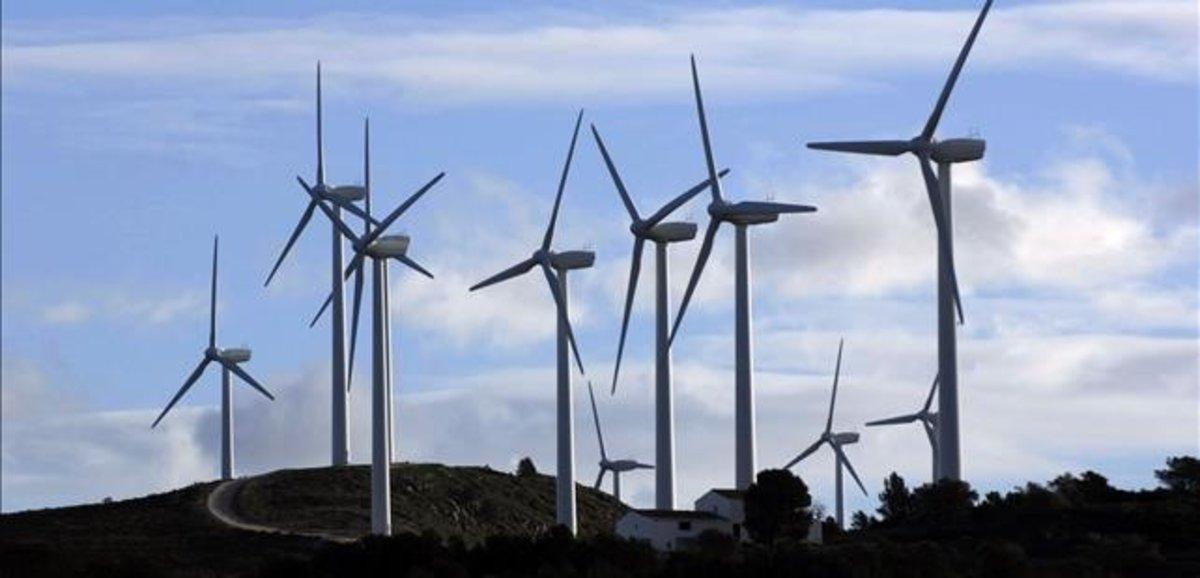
<box><xmin>152</xmin><ymin>236</ymin><xmax>274</xmax><ymax>428</ymax></box>
<box><xmin>866</xmin><ymin>373</ymin><xmax>940</xmax><ymax>453</ymax></box>
<box><xmin>469</xmin><ymin>110</ymin><xmax>590</xmax><ymax>375</ymax></box>
<box><xmin>806</xmin><ymin>0</ymin><xmax>994</xmax><ymax>325</ymax></box>
<box><xmin>669</xmin><ymin>55</ymin><xmax>818</xmax><ymax>345</ymax></box>
<box><xmin>592</xmin><ymin>123</ymin><xmax>732</xmax><ymax>394</ymax></box>
<box><xmin>782</xmin><ymin>339</ymin><xmax>867</xmax><ymax>497</ymax></box>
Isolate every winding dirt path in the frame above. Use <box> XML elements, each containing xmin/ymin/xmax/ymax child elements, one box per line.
<box><xmin>206</xmin><ymin>477</ymin><xmax>357</xmax><ymax>544</ymax></box>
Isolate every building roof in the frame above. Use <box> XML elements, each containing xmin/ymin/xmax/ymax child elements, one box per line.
<box><xmin>703</xmin><ymin>488</ymin><xmax>746</xmax><ymax>499</ymax></box>
<box><xmin>626</xmin><ymin>509</ymin><xmax>725</xmax><ymax>521</ymax></box>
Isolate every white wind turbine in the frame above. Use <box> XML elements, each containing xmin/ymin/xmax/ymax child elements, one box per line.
<box><xmin>807</xmin><ymin>0</ymin><xmax>994</xmax><ymax>481</ymax></box>
<box><xmin>866</xmin><ymin>374</ymin><xmax>940</xmax><ymax>482</ymax></box>
<box><xmin>470</xmin><ymin>110</ymin><xmax>591</xmax><ymax>534</ymax></box>
<box><xmin>304</xmin><ymin>119</ymin><xmax>444</xmax><ymax>536</ymax></box>
<box><xmin>591</xmin><ymin>122</ymin><xmax>727</xmax><ymax>509</ymax></box>
<box><xmin>784</xmin><ymin>339</ymin><xmax>867</xmax><ymax>529</ymax></box>
<box><xmin>586</xmin><ymin>381</ymin><xmax>653</xmax><ymax>503</ymax></box>
<box><xmin>152</xmin><ymin>236</ymin><xmax>275</xmax><ymax>481</ymax></box>
<box><xmin>672</xmin><ymin>56</ymin><xmax>818</xmax><ymax>490</ymax></box>
<box><xmin>264</xmin><ymin>62</ymin><xmax>376</xmax><ymax>467</ymax></box>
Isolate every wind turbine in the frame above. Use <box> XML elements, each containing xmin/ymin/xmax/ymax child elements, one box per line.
<box><xmin>671</xmin><ymin>56</ymin><xmax>817</xmax><ymax>490</ymax></box>
<box><xmin>303</xmin><ymin>118</ymin><xmax>444</xmax><ymax>536</ymax></box>
<box><xmin>470</xmin><ymin>110</ymin><xmax>590</xmax><ymax>534</ymax></box>
<box><xmin>866</xmin><ymin>374</ymin><xmax>940</xmax><ymax>482</ymax></box>
<box><xmin>806</xmin><ymin>0</ymin><xmax>993</xmax><ymax>481</ymax></box>
<box><xmin>264</xmin><ymin>62</ymin><xmax>376</xmax><ymax>467</ymax></box>
<box><xmin>591</xmin><ymin>123</ymin><xmax>728</xmax><ymax>510</ymax></box>
<box><xmin>152</xmin><ymin>236</ymin><xmax>275</xmax><ymax>481</ymax></box>
<box><xmin>585</xmin><ymin>381</ymin><xmax>653</xmax><ymax>503</ymax></box>
<box><xmin>783</xmin><ymin>339</ymin><xmax>866</xmax><ymax>529</ymax></box>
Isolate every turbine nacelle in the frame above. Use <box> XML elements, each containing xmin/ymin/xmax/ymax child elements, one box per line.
<box><xmin>366</xmin><ymin>234</ymin><xmax>411</xmax><ymax>259</ymax></box>
<box><xmin>326</xmin><ymin>184</ymin><xmax>367</xmax><ymax>203</ymax></box>
<box><xmin>604</xmin><ymin>458</ymin><xmax>655</xmax><ymax>472</ymax></box>
<box><xmin>832</xmin><ymin>431</ymin><xmax>860</xmax><ymax>445</ymax></box>
<box><xmin>219</xmin><ymin>347</ymin><xmax>252</xmax><ymax>364</ymax></box>
<box><xmin>930</xmin><ymin>138</ymin><xmax>986</xmax><ymax>164</ymax></box>
<box><xmin>549</xmin><ymin>249</ymin><xmax>595</xmax><ymax>271</ymax></box>
<box><xmin>646</xmin><ymin>221</ymin><xmax>697</xmax><ymax>243</ymax></box>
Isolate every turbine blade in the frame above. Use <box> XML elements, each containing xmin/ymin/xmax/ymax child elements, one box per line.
<box><xmin>469</xmin><ymin>257</ymin><xmax>537</xmax><ymax>292</ymax></box>
<box><xmin>731</xmin><ymin>201</ymin><xmax>818</xmax><ymax>216</ymax></box>
<box><xmin>587</xmin><ymin>381</ymin><xmax>607</xmax><ymax>461</ymax></box>
<box><xmin>393</xmin><ymin>254</ymin><xmax>434</xmax><ymax>279</ymax></box>
<box><xmin>635</xmin><ymin>462</ymin><xmax>655</xmax><ymax>469</ymax></box>
<box><xmin>921</xmin><ymin>0</ymin><xmax>994</xmax><ymax>141</ymax></box>
<box><xmin>591</xmin><ymin>124</ymin><xmax>640</xmax><ymax>223</ymax></box>
<box><xmin>594</xmin><ymin>469</ymin><xmax>606</xmax><ymax>490</ymax></box>
<box><xmin>316</xmin><ymin>61</ymin><xmax>324</xmax><ymax>185</ymax></box>
<box><xmin>917</xmin><ymin>156</ymin><xmax>965</xmax><ymax>324</ymax></box>
<box><xmin>825</xmin><ymin>338</ymin><xmax>844</xmax><ymax>434</ymax></box>
<box><xmin>347</xmin><ymin>261</ymin><xmax>365</xmax><ymax>392</ymax></box>
<box><xmin>645</xmin><ymin>168</ymin><xmax>730</xmax><ymax>227</ymax></box>
<box><xmin>540</xmin><ymin>263</ymin><xmax>586</xmax><ymax>375</ymax></box>
<box><xmin>362</xmin><ymin>172</ymin><xmax>446</xmax><ymax>248</ymax></box>
<box><xmin>264</xmin><ymin>200</ymin><xmax>318</xmax><ymax>287</ymax></box>
<box><xmin>542</xmin><ymin>110</ymin><xmax>584</xmax><ymax>251</ymax></box>
<box><xmin>611</xmin><ymin>237</ymin><xmax>645</xmax><ymax>394</ymax></box>
<box><xmin>833</xmin><ymin>443</ymin><xmax>869</xmax><ymax>496</ymax></box>
<box><xmin>226</xmin><ymin>362</ymin><xmax>275</xmax><ymax>401</ymax></box>
<box><xmin>806</xmin><ymin>140</ymin><xmax>911</xmax><ymax>156</ymax></box>
<box><xmin>209</xmin><ymin>236</ymin><xmax>218</xmax><ymax>349</ymax></box>
<box><xmin>783</xmin><ymin>438</ymin><xmax>824</xmax><ymax>470</ymax></box>
<box><xmin>690</xmin><ymin>55</ymin><xmax>724</xmax><ymax>202</ymax></box>
<box><xmin>669</xmin><ymin>216</ymin><xmax>720</xmax><ymax>345</ymax></box>
<box><xmin>151</xmin><ymin>358</ymin><xmax>209</xmax><ymax>428</ymax></box>
<box><xmin>310</xmin><ymin>256</ymin><xmax>365</xmax><ymax>328</ymax></box>
<box><xmin>923</xmin><ymin>373</ymin><xmax>940</xmax><ymax>412</ymax></box>
<box><xmin>337</xmin><ymin>198</ymin><xmax>382</xmax><ymax>228</ymax></box>
<box><xmin>865</xmin><ymin>413</ymin><xmax>920</xmax><ymax>427</ymax></box>
<box><xmin>298</xmin><ymin>176</ymin><xmax>358</xmax><ymax>244</ymax></box>
<box><xmin>923</xmin><ymin>420</ymin><xmax>939</xmax><ymax>453</ymax></box>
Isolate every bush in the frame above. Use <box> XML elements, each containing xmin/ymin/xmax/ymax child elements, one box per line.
<box><xmin>744</xmin><ymin>469</ymin><xmax>813</xmax><ymax>544</ymax></box>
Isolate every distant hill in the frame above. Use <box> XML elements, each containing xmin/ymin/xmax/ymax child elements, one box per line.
<box><xmin>1</xmin><ymin>462</ymin><xmax>626</xmax><ymax>577</ymax></box>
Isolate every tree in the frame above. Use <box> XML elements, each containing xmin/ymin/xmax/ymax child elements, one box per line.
<box><xmin>1155</xmin><ymin>456</ymin><xmax>1200</xmax><ymax>494</ymax></box>
<box><xmin>911</xmin><ymin>479</ymin><xmax>977</xmax><ymax>524</ymax></box>
<box><xmin>516</xmin><ymin>457</ymin><xmax>538</xmax><ymax>478</ymax></box>
<box><xmin>850</xmin><ymin>511</ymin><xmax>874</xmax><ymax>531</ymax></box>
<box><xmin>876</xmin><ymin>472</ymin><xmax>914</xmax><ymax>521</ymax></box>
<box><xmin>743</xmin><ymin>469</ymin><xmax>813</xmax><ymax>544</ymax></box>
<box><xmin>1050</xmin><ymin>471</ymin><xmax>1118</xmax><ymax>504</ymax></box>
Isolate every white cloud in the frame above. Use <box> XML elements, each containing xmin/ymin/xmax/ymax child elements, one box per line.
<box><xmin>3</xmin><ymin>2</ymin><xmax>1193</xmax><ymax>108</ymax></box>
<box><xmin>41</xmin><ymin>301</ymin><xmax>92</xmax><ymax>324</ymax></box>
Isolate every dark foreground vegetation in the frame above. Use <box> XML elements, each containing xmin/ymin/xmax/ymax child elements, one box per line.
<box><xmin>3</xmin><ymin>457</ymin><xmax>1196</xmax><ymax>578</ymax></box>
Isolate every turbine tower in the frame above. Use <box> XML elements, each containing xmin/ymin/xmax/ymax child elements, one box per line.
<box><xmin>806</xmin><ymin>0</ymin><xmax>993</xmax><ymax>481</ymax></box>
<box><xmin>470</xmin><ymin>110</ymin><xmax>590</xmax><ymax>534</ymax></box>
<box><xmin>303</xmin><ymin>119</ymin><xmax>445</xmax><ymax>536</ymax></box>
<box><xmin>866</xmin><ymin>374</ymin><xmax>940</xmax><ymax>481</ymax></box>
<box><xmin>264</xmin><ymin>62</ymin><xmax>375</xmax><ymax>467</ymax></box>
<box><xmin>152</xmin><ymin>236</ymin><xmax>275</xmax><ymax>481</ymax></box>
<box><xmin>783</xmin><ymin>339</ymin><xmax>866</xmax><ymax>529</ymax></box>
<box><xmin>591</xmin><ymin>123</ymin><xmax>727</xmax><ymax>509</ymax></box>
<box><xmin>586</xmin><ymin>381</ymin><xmax>653</xmax><ymax>503</ymax></box>
<box><xmin>671</xmin><ymin>56</ymin><xmax>817</xmax><ymax>490</ymax></box>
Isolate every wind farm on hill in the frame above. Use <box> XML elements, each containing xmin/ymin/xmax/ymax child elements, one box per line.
<box><xmin>3</xmin><ymin>1</ymin><xmax>1197</xmax><ymax>577</ymax></box>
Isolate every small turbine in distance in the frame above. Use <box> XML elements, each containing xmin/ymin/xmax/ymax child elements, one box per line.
<box><xmin>866</xmin><ymin>374</ymin><xmax>940</xmax><ymax>482</ymax></box>
<box><xmin>586</xmin><ymin>381</ymin><xmax>653</xmax><ymax>503</ymax></box>
<box><xmin>152</xmin><ymin>236</ymin><xmax>274</xmax><ymax>482</ymax></box>
<box><xmin>784</xmin><ymin>339</ymin><xmax>867</xmax><ymax>529</ymax></box>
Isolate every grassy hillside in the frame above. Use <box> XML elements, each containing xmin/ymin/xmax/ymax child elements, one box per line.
<box><xmin>1</xmin><ymin>462</ymin><xmax>627</xmax><ymax>577</ymax></box>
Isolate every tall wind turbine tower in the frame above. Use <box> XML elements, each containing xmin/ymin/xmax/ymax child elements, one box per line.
<box><xmin>783</xmin><ymin>339</ymin><xmax>867</xmax><ymax>529</ymax></box>
<box><xmin>806</xmin><ymin>0</ymin><xmax>992</xmax><ymax>480</ymax></box>
<box><xmin>303</xmin><ymin>119</ymin><xmax>444</xmax><ymax>535</ymax></box>
<box><xmin>672</xmin><ymin>56</ymin><xmax>817</xmax><ymax>490</ymax></box>
<box><xmin>153</xmin><ymin>236</ymin><xmax>275</xmax><ymax>481</ymax></box>
<box><xmin>265</xmin><ymin>63</ymin><xmax>375</xmax><ymax>467</ymax></box>
<box><xmin>591</xmin><ymin>123</ymin><xmax>727</xmax><ymax>509</ymax></box>
<box><xmin>470</xmin><ymin>111</ymin><xmax>590</xmax><ymax>534</ymax></box>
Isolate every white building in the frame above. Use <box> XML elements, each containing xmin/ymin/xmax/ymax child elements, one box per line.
<box><xmin>617</xmin><ymin>488</ymin><xmax>822</xmax><ymax>550</ymax></box>
<box><xmin>614</xmin><ymin>510</ymin><xmax>731</xmax><ymax>551</ymax></box>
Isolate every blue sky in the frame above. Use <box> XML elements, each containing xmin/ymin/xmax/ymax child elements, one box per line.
<box><xmin>2</xmin><ymin>0</ymin><xmax>1197</xmax><ymax>515</ymax></box>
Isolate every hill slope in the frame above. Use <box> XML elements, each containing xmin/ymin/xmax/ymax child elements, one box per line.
<box><xmin>1</xmin><ymin>462</ymin><xmax>627</xmax><ymax>577</ymax></box>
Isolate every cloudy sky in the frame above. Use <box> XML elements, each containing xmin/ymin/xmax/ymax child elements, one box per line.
<box><xmin>2</xmin><ymin>0</ymin><xmax>1197</xmax><ymax>517</ymax></box>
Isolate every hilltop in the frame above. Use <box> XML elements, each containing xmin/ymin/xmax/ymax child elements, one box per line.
<box><xmin>1</xmin><ymin>462</ymin><xmax>626</xmax><ymax>577</ymax></box>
